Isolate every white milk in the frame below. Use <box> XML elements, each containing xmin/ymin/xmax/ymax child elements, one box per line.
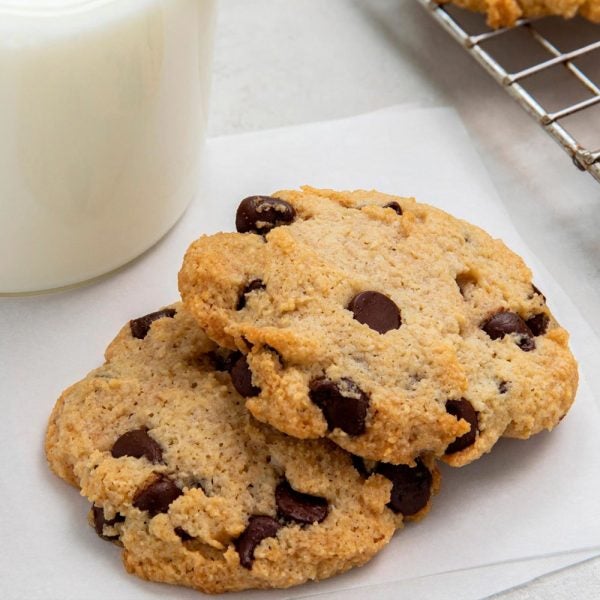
<box><xmin>0</xmin><ymin>0</ymin><xmax>216</xmax><ymax>293</ymax></box>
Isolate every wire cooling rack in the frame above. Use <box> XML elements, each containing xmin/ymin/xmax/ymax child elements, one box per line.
<box><xmin>418</xmin><ymin>0</ymin><xmax>600</xmax><ymax>183</ymax></box>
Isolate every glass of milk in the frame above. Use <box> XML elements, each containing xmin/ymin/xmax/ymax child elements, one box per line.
<box><xmin>0</xmin><ymin>0</ymin><xmax>216</xmax><ymax>294</ymax></box>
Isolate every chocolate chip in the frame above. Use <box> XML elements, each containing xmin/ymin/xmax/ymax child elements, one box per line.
<box><xmin>230</xmin><ymin>355</ymin><xmax>261</xmax><ymax>398</ymax></box>
<box><xmin>208</xmin><ymin>349</ymin><xmax>242</xmax><ymax>372</ymax></box>
<box><xmin>309</xmin><ymin>378</ymin><xmax>369</xmax><ymax>436</ymax></box>
<box><xmin>481</xmin><ymin>311</ymin><xmax>530</xmax><ymax>339</ymax></box>
<box><xmin>130</xmin><ymin>308</ymin><xmax>176</xmax><ymax>340</ymax></box>
<box><xmin>384</xmin><ymin>201</ymin><xmax>403</xmax><ymax>215</ymax></box>
<box><xmin>481</xmin><ymin>311</ymin><xmax>535</xmax><ymax>352</ymax></box>
<box><xmin>92</xmin><ymin>505</ymin><xmax>124</xmax><ymax>540</ymax></box>
<box><xmin>92</xmin><ymin>505</ymin><xmax>107</xmax><ymax>536</ymax></box>
<box><xmin>445</xmin><ymin>399</ymin><xmax>478</xmax><ymax>454</ymax></box>
<box><xmin>526</xmin><ymin>313</ymin><xmax>549</xmax><ymax>337</ymax></box>
<box><xmin>111</xmin><ymin>429</ymin><xmax>163</xmax><ymax>463</ymax></box>
<box><xmin>235</xmin><ymin>515</ymin><xmax>281</xmax><ymax>569</ymax></box>
<box><xmin>236</xmin><ymin>279</ymin><xmax>266</xmax><ymax>310</ymax></box>
<box><xmin>133</xmin><ymin>475</ymin><xmax>182</xmax><ymax>516</ymax></box>
<box><xmin>347</xmin><ymin>291</ymin><xmax>401</xmax><ymax>334</ymax></box>
<box><xmin>375</xmin><ymin>459</ymin><xmax>433</xmax><ymax>516</ymax></box>
<box><xmin>175</xmin><ymin>527</ymin><xmax>194</xmax><ymax>541</ymax></box>
<box><xmin>351</xmin><ymin>454</ymin><xmax>370</xmax><ymax>478</ymax></box>
<box><xmin>275</xmin><ymin>481</ymin><xmax>328</xmax><ymax>524</ymax></box>
<box><xmin>235</xmin><ymin>196</ymin><xmax>296</xmax><ymax>234</ymax></box>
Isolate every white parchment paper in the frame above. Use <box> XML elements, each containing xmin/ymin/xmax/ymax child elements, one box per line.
<box><xmin>2</xmin><ymin>106</ymin><xmax>599</xmax><ymax>599</ymax></box>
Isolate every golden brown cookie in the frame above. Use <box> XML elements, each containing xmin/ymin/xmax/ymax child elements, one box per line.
<box><xmin>441</xmin><ymin>0</ymin><xmax>600</xmax><ymax>28</ymax></box>
<box><xmin>45</xmin><ymin>304</ymin><xmax>439</xmax><ymax>594</ymax></box>
<box><xmin>179</xmin><ymin>187</ymin><xmax>578</xmax><ymax>467</ymax></box>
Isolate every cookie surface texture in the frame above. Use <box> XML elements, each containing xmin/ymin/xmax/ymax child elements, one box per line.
<box><xmin>441</xmin><ymin>0</ymin><xmax>600</xmax><ymax>28</ymax></box>
<box><xmin>179</xmin><ymin>187</ymin><xmax>578</xmax><ymax>467</ymax></box>
<box><xmin>45</xmin><ymin>305</ymin><xmax>438</xmax><ymax>594</ymax></box>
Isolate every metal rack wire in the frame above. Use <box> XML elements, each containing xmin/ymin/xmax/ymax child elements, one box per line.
<box><xmin>418</xmin><ymin>0</ymin><xmax>600</xmax><ymax>183</ymax></box>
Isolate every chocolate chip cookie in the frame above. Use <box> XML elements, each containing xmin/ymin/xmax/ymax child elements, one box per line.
<box><xmin>179</xmin><ymin>187</ymin><xmax>578</xmax><ymax>467</ymax></box>
<box><xmin>441</xmin><ymin>0</ymin><xmax>600</xmax><ymax>28</ymax></box>
<box><xmin>45</xmin><ymin>304</ymin><xmax>439</xmax><ymax>594</ymax></box>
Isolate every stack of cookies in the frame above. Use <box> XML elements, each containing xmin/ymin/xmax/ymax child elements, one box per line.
<box><xmin>45</xmin><ymin>187</ymin><xmax>578</xmax><ymax>594</ymax></box>
<box><xmin>441</xmin><ymin>0</ymin><xmax>600</xmax><ymax>29</ymax></box>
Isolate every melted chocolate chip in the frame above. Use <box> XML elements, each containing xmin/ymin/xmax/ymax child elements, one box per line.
<box><xmin>208</xmin><ymin>349</ymin><xmax>242</xmax><ymax>373</ymax></box>
<box><xmin>309</xmin><ymin>378</ymin><xmax>369</xmax><ymax>436</ymax></box>
<box><xmin>235</xmin><ymin>196</ymin><xmax>296</xmax><ymax>234</ymax></box>
<box><xmin>526</xmin><ymin>313</ymin><xmax>549</xmax><ymax>337</ymax></box>
<box><xmin>481</xmin><ymin>311</ymin><xmax>535</xmax><ymax>352</ymax></box>
<box><xmin>174</xmin><ymin>527</ymin><xmax>194</xmax><ymax>541</ymax></box>
<box><xmin>230</xmin><ymin>355</ymin><xmax>261</xmax><ymax>398</ymax></box>
<box><xmin>445</xmin><ymin>399</ymin><xmax>478</xmax><ymax>454</ymax></box>
<box><xmin>92</xmin><ymin>505</ymin><xmax>107</xmax><ymax>536</ymax></box>
<box><xmin>130</xmin><ymin>308</ymin><xmax>176</xmax><ymax>340</ymax></box>
<box><xmin>111</xmin><ymin>429</ymin><xmax>163</xmax><ymax>463</ymax></box>
<box><xmin>275</xmin><ymin>481</ymin><xmax>328</xmax><ymax>524</ymax></box>
<box><xmin>375</xmin><ymin>460</ymin><xmax>433</xmax><ymax>516</ymax></box>
<box><xmin>92</xmin><ymin>505</ymin><xmax>125</xmax><ymax>540</ymax></box>
<box><xmin>235</xmin><ymin>516</ymin><xmax>281</xmax><ymax>569</ymax></box>
<box><xmin>236</xmin><ymin>279</ymin><xmax>266</xmax><ymax>310</ymax></box>
<box><xmin>347</xmin><ymin>291</ymin><xmax>401</xmax><ymax>334</ymax></box>
<box><xmin>481</xmin><ymin>311</ymin><xmax>530</xmax><ymax>339</ymax></box>
<box><xmin>133</xmin><ymin>475</ymin><xmax>182</xmax><ymax>516</ymax></box>
<box><xmin>384</xmin><ymin>201</ymin><xmax>403</xmax><ymax>215</ymax></box>
<box><xmin>351</xmin><ymin>454</ymin><xmax>370</xmax><ymax>478</ymax></box>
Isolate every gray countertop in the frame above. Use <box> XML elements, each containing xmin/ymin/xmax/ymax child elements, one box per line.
<box><xmin>208</xmin><ymin>1</ymin><xmax>600</xmax><ymax>598</ymax></box>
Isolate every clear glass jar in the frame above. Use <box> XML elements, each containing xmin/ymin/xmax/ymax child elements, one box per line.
<box><xmin>0</xmin><ymin>0</ymin><xmax>216</xmax><ymax>294</ymax></box>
